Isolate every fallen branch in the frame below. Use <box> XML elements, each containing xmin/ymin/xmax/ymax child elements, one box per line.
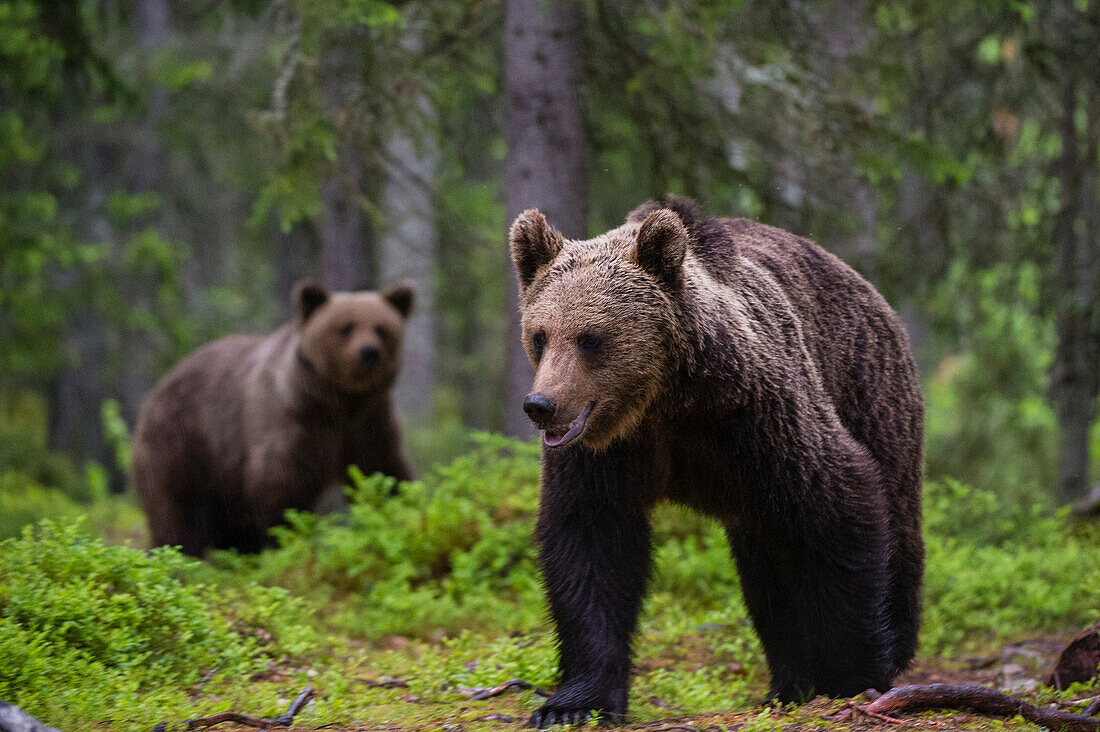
<box><xmin>184</xmin><ymin>685</ymin><xmax>315</xmax><ymax>730</ymax></box>
<box><xmin>828</xmin><ymin>684</ymin><xmax>1100</xmax><ymax>732</ymax></box>
<box><xmin>461</xmin><ymin>678</ymin><xmax>551</xmax><ymax>701</ymax></box>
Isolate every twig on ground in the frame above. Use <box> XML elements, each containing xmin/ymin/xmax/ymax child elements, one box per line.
<box><xmin>475</xmin><ymin>713</ymin><xmax>521</xmax><ymax>723</ymax></box>
<box><xmin>827</xmin><ymin>684</ymin><xmax>1100</xmax><ymax>732</ymax></box>
<box><xmin>190</xmin><ymin>664</ymin><xmax>222</xmax><ymax>700</ymax></box>
<box><xmin>354</xmin><ymin>676</ymin><xmax>410</xmax><ymax>689</ymax></box>
<box><xmin>271</xmin><ymin>685</ymin><xmax>315</xmax><ymax>726</ymax></box>
<box><xmin>1054</xmin><ymin>696</ymin><xmax>1100</xmax><ymax>710</ymax></box>
<box><xmin>460</xmin><ymin>678</ymin><xmax>551</xmax><ymax>700</ymax></box>
<box><xmin>184</xmin><ymin>685</ymin><xmax>315</xmax><ymax>730</ymax></box>
<box><xmin>1085</xmin><ymin>698</ymin><xmax>1100</xmax><ymax>717</ymax></box>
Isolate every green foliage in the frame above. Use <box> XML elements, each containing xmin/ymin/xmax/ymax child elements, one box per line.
<box><xmin>101</xmin><ymin>397</ymin><xmax>133</xmax><ymax>474</ymax></box>
<box><xmin>0</xmin><ymin>468</ymin><xmax>144</xmax><ymax>542</ymax></box>
<box><xmin>0</xmin><ymin>520</ymin><xmax>315</xmax><ymax>728</ymax></box>
<box><xmin>0</xmin><ymin>0</ymin><xmax>89</xmax><ymax>377</ymax></box>
<box><xmin>210</xmin><ymin>434</ymin><xmax>545</xmax><ymax>638</ymax></box>
<box><xmin>1</xmin><ymin>438</ymin><xmax>1098</xmax><ymax>730</ymax></box>
<box><xmin>0</xmin><ymin>391</ymin><xmax>83</xmax><ymax>497</ymax></box>
<box><xmin>924</xmin><ymin>263</ymin><xmax>1058</xmax><ymax>511</ymax></box>
<box><xmin>0</xmin><ymin>471</ymin><xmax>84</xmax><ymax>540</ymax></box>
<box><xmin>922</xmin><ymin>487</ymin><xmax>1100</xmax><ymax>654</ymax></box>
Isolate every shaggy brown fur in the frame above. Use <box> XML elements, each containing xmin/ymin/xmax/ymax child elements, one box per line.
<box><xmin>510</xmin><ymin>196</ymin><xmax>924</xmax><ymax>726</ymax></box>
<box><xmin>132</xmin><ymin>280</ymin><xmax>415</xmax><ymax>556</ymax></box>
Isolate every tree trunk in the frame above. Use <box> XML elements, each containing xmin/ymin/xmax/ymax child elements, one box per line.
<box><xmin>380</xmin><ymin>110</ymin><xmax>438</xmax><ymax>424</ymax></box>
<box><xmin>809</xmin><ymin>0</ymin><xmax>877</xmax><ymax>279</ymax></box>
<box><xmin>503</xmin><ymin>0</ymin><xmax>586</xmax><ymax>437</ymax></box>
<box><xmin>117</xmin><ymin>0</ymin><xmax>170</xmax><ymax>461</ymax></box>
<box><xmin>318</xmin><ymin>43</ymin><xmax>370</xmax><ymax>291</ymax></box>
<box><xmin>275</xmin><ymin>222</ymin><xmax>319</xmax><ymax>319</ymax></box>
<box><xmin>1052</xmin><ymin>68</ymin><xmax>1099</xmax><ymax>505</ymax></box>
<box><xmin>49</xmin><ymin>139</ymin><xmax>114</xmax><ymax>485</ymax></box>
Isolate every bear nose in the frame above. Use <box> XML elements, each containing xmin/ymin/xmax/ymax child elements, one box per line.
<box><xmin>359</xmin><ymin>345</ymin><xmax>381</xmax><ymax>369</ymax></box>
<box><xmin>522</xmin><ymin>393</ymin><xmax>556</xmax><ymax>429</ymax></box>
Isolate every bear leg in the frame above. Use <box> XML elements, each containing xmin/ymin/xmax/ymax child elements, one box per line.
<box><xmin>531</xmin><ymin>449</ymin><xmax>660</xmax><ymax>727</ymax></box>
<box><xmin>725</xmin><ymin>527</ymin><xmax>813</xmax><ymax>701</ymax></box>
<box><xmin>728</xmin><ymin>520</ymin><xmax>895</xmax><ymax>702</ymax></box>
<box><xmin>147</xmin><ymin>493</ymin><xmax>216</xmax><ymax>558</ymax></box>
<box><xmin>134</xmin><ymin>451</ymin><xmax>213</xmax><ymax>557</ymax></box>
<box><xmin>885</xmin><ymin>494</ymin><xmax>924</xmax><ymax>677</ymax></box>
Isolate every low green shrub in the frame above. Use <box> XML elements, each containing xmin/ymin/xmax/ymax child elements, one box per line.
<box><xmin>0</xmin><ymin>468</ymin><xmax>146</xmax><ymax>542</ymax></box>
<box><xmin>923</xmin><ymin>263</ymin><xmax>1059</xmax><ymax>515</ymax></box>
<box><xmin>0</xmin><ymin>391</ymin><xmax>85</xmax><ymax>500</ymax></box>
<box><xmin>209</xmin><ymin>433</ymin><xmax>546</xmax><ymax>638</ymax></box>
<box><xmin>921</xmin><ymin>479</ymin><xmax>1100</xmax><ymax>654</ymax></box>
<box><xmin>0</xmin><ymin>520</ymin><xmax>315</xmax><ymax>728</ymax></box>
<box><xmin>211</xmin><ymin>435</ymin><xmax>1099</xmax><ymax>662</ymax></box>
<box><xmin>5</xmin><ymin>435</ymin><xmax>1097</xmax><ymax>730</ymax></box>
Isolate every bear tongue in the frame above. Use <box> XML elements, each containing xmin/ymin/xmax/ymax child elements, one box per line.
<box><xmin>543</xmin><ymin>403</ymin><xmax>594</xmax><ymax>448</ymax></box>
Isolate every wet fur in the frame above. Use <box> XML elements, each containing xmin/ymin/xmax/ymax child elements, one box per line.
<box><xmin>132</xmin><ymin>282</ymin><xmax>414</xmax><ymax>557</ymax></box>
<box><xmin>511</xmin><ymin>196</ymin><xmax>924</xmax><ymax>724</ymax></box>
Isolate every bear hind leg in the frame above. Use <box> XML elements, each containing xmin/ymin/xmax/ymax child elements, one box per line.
<box><xmin>727</xmin><ymin>525</ymin><xmax>894</xmax><ymax>702</ymax></box>
<box><xmin>146</xmin><ymin>493</ymin><xmax>215</xmax><ymax>558</ymax></box>
<box><xmin>725</xmin><ymin>527</ymin><xmax>814</xmax><ymax>702</ymax></box>
<box><xmin>885</xmin><ymin>487</ymin><xmax>924</xmax><ymax>677</ymax></box>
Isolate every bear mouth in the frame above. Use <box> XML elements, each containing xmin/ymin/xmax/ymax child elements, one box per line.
<box><xmin>543</xmin><ymin>402</ymin><xmax>594</xmax><ymax>448</ymax></box>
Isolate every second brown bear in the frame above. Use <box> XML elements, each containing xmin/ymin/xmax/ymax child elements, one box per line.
<box><xmin>133</xmin><ymin>280</ymin><xmax>414</xmax><ymax>556</ymax></box>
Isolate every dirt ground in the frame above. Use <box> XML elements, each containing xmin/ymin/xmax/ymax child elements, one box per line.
<box><xmin>183</xmin><ymin>638</ymin><xmax>1100</xmax><ymax>732</ymax></box>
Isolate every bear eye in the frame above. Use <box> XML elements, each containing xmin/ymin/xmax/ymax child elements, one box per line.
<box><xmin>577</xmin><ymin>333</ymin><xmax>602</xmax><ymax>352</ymax></box>
<box><xmin>531</xmin><ymin>331</ymin><xmax>547</xmax><ymax>356</ymax></box>
<box><xmin>338</xmin><ymin>323</ymin><xmax>355</xmax><ymax>338</ymax></box>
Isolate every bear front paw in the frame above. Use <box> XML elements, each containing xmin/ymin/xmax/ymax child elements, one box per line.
<box><xmin>529</xmin><ymin>683</ymin><xmax>627</xmax><ymax>728</ymax></box>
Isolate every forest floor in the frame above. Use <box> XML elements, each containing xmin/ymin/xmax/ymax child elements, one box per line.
<box><xmin>6</xmin><ymin>442</ymin><xmax>1098</xmax><ymax>731</ymax></box>
<box><xmin>171</xmin><ymin>635</ymin><xmax>1097</xmax><ymax>732</ymax></box>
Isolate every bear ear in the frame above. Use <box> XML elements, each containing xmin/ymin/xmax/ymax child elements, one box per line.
<box><xmin>509</xmin><ymin>209</ymin><xmax>563</xmax><ymax>291</ymax></box>
<box><xmin>630</xmin><ymin>209</ymin><xmax>688</xmax><ymax>286</ymax></box>
<box><xmin>292</xmin><ymin>279</ymin><xmax>330</xmax><ymax>321</ymax></box>
<box><xmin>382</xmin><ymin>280</ymin><xmax>415</xmax><ymax>319</ymax></box>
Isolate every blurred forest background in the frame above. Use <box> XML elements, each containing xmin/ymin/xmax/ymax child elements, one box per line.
<box><xmin>2</xmin><ymin>0</ymin><xmax>1099</xmax><ymax>519</ymax></box>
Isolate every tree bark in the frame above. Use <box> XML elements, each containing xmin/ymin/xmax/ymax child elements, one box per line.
<box><xmin>380</xmin><ymin>90</ymin><xmax>438</xmax><ymax>424</ymax></box>
<box><xmin>49</xmin><ymin>139</ymin><xmax>114</xmax><ymax>484</ymax></box>
<box><xmin>117</xmin><ymin>0</ymin><xmax>171</xmax><ymax>454</ymax></box>
<box><xmin>503</xmin><ymin>0</ymin><xmax>587</xmax><ymax>437</ymax></box>
<box><xmin>809</xmin><ymin>0</ymin><xmax>877</xmax><ymax>279</ymax></box>
<box><xmin>1051</xmin><ymin>42</ymin><xmax>1099</xmax><ymax>505</ymax></box>
<box><xmin>318</xmin><ymin>43</ymin><xmax>370</xmax><ymax>292</ymax></box>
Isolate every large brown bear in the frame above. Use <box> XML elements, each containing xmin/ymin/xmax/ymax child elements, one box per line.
<box><xmin>133</xmin><ymin>280</ymin><xmax>414</xmax><ymax>557</ymax></box>
<box><xmin>510</xmin><ymin>196</ymin><xmax>924</xmax><ymax>726</ymax></box>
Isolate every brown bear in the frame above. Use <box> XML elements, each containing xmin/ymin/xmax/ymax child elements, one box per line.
<box><xmin>510</xmin><ymin>196</ymin><xmax>924</xmax><ymax>725</ymax></box>
<box><xmin>132</xmin><ymin>279</ymin><xmax>415</xmax><ymax>557</ymax></box>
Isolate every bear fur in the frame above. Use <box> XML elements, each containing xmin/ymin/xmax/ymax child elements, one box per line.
<box><xmin>132</xmin><ymin>280</ymin><xmax>415</xmax><ymax>557</ymax></box>
<box><xmin>510</xmin><ymin>196</ymin><xmax>924</xmax><ymax>725</ymax></box>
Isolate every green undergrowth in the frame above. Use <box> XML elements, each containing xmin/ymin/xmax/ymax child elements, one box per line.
<box><xmin>0</xmin><ymin>521</ymin><xmax>316</xmax><ymax>728</ymax></box>
<box><xmin>0</xmin><ymin>435</ymin><xmax>1097</xmax><ymax>730</ymax></box>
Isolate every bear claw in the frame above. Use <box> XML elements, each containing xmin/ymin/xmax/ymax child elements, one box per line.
<box><xmin>530</xmin><ymin>708</ymin><xmax>598</xmax><ymax>728</ymax></box>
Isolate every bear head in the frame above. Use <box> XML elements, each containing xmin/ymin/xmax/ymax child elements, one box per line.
<box><xmin>510</xmin><ymin>207</ymin><xmax>688</xmax><ymax>451</ymax></box>
<box><xmin>292</xmin><ymin>279</ymin><xmax>415</xmax><ymax>394</ymax></box>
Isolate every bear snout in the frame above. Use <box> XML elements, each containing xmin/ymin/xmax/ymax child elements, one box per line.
<box><xmin>523</xmin><ymin>393</ymin><xmax>557</xmax><ymax>429</ymax></box>
<box><xmin>359</xmin><ymin>344</ymin><xmax>382</xmax><ymax>370</ymax></box>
